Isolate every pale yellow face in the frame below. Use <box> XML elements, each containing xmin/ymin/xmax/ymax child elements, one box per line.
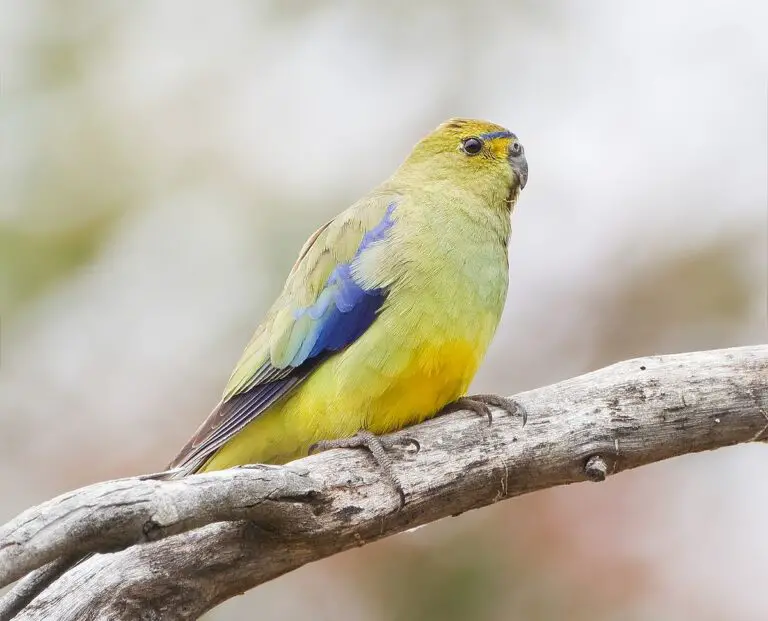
<box><xmin>407</xmin><ymin>118</ymin><xmax>528</xmax><ymax>195</ymax></box>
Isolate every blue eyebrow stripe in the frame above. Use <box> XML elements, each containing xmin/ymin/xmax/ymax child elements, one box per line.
<box><xmin>479</xmin><ymin>130</ymin><xmax>515</xmax><ymax>141</ymax></box>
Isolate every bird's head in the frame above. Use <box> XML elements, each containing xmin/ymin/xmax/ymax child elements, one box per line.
<box><xmin>398</xmin><ymin>118</ymin><xmax>528</xmax><ymax>209</ymax></box>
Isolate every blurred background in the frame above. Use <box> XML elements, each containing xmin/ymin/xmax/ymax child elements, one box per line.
<box><xmin>1</xmin><ymin>1</ymin><xmax>766</xmax><ymax>619</ymax></box>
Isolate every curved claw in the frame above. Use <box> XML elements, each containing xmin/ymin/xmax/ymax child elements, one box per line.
<box><xmin>449</xmin><ymin>397</ymin><xmax>493</xmax><ymax>425</ymax></box>
<box><xmin>396</xmin><ymin>437</ymin><xmax>421</xmax><ymax>453</ymax></box>
<box><xmin>395</xmin><ymin>486</ymin><xmax>406</xmax><ymax>509</ymax></box>
<box><xmin>482</xmin><ymin>395</ymin><xmax>527</xmax><ymax>426</ymax></box>
<box><xmin>478</xmin><ymin>404</ymin><xmax>493</xmax><ymax>426</ymax></box>
<box><xmin>448</xmin><ymin>394</ymin><xmax>527</xmax><ymax>426</ymax></box>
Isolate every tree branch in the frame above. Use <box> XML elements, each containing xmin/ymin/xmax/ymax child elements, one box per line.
<box><xmin>2</xmin><ymin>345</ymin><xmax>766</xmax><ymax>620</ymax></box>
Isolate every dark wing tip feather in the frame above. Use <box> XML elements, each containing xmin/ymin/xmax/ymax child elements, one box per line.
<box><xmin>166</xmin><ymin>362</ymin><xmax>319</xmax><ymax>474</ymax></box>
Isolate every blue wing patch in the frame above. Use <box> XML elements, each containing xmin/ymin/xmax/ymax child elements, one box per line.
<box><xmin>286</xmin><ymin>202</ymin><xmax>395</xmax><ymax>366</ymax></box>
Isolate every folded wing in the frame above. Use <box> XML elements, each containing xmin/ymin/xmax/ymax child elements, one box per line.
<box><xmin>168</xmin><ymin>198</ymin><xmax>398</xmax><ymax>474</ymax></box>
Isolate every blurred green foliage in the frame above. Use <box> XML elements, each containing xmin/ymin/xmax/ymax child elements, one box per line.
<box><xmin>374</xmin><ymin>539</ymin><xmax>505</xmax><ymax>621</ymax></box>
<box><xmin>0</xmin><ymin>217</ymin><xmax>115</xmax><ymax>316</ymax></box>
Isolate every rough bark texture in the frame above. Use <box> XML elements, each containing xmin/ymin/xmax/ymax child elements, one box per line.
<box><xmin>1</xmin><ymin>345</ymin><xmax>765</xmax><ymax>620</ymax></box>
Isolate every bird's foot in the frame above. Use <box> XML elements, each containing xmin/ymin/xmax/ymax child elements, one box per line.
<box><xmin>443</xmin><ymin>393</ymin><xmax>527</xmax><ymax>426</ymax></box>
<box><xmin>309</xmin><ymin>430</ymin><xmax>420</xmax><ymax>508</ymax></box>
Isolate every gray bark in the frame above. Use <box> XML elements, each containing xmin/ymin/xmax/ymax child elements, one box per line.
<box><xmin>1</xmin><ymin>345</ymin><xmax>765</xmax><ymax>620</ymax></box>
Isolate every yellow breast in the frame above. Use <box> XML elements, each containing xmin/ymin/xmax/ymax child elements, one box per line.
<box><xmin>360</xmin><ymin>338</ymin><xmax>481</xmax><ymax>434</ymax></box>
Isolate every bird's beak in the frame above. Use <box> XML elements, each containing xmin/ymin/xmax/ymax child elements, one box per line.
<box><xmin>508</xmin><ymin>151</ymin><xmax>528</xmax><ymax>190</ymax></box>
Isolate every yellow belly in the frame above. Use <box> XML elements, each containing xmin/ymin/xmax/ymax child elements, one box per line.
<box><xmin>201</xmin><ymin>338</ymin><xmax>481</xmax><ymax>470</ymax></box>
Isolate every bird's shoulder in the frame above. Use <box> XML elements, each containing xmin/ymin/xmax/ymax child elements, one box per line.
<box><xmin>285</xmin><ymin>190</ymin><xmax>400</xmax><ymax>303</ymax></box>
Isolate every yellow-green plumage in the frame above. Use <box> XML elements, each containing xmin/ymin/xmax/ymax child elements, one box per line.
<box><xmin>169</xmin><ymin>119</ymin><xmax>527</xmax><ymax>473</ymax></box>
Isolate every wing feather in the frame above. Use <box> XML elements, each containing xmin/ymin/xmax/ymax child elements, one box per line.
<box><xmin>168</xmin><ymin>197</ymin><xmax>397</xmax><ymax>473</ymax></box>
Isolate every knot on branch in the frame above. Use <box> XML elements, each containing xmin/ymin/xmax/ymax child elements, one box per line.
<box><xmin>584</xmin><ymin>455</ymin><xmax>609</xmax><ymax>482</ymax></box>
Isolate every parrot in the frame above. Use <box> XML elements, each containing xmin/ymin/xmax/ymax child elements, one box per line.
<box><xmin>168</xmin><ymin>118</ymin><xmax>528</xmax><ymax>501</ymax></box>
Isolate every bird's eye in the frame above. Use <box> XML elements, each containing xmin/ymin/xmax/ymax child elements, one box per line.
<box><xmin>510</xmin><ymin>142</ymin><xmax>523</xmax><ymax>156</ymax></box>
<box><xmin>461</xmin><ymin>137</ymin><xmax>484</xmax><ymax>156</ymax></box>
